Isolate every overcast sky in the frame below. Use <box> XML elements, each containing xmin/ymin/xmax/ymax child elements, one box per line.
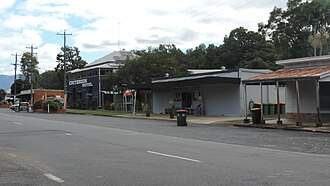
<box><xmin>0</xmin><ymin>0</ymin><xmax>287</xmax><ymax>75</ymax></box>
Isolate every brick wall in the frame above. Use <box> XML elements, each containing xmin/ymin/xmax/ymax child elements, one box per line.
<box><xmin>34</xmin><ymin>90</ymin><xmax>64</xmax><ymax>102</ymax></box>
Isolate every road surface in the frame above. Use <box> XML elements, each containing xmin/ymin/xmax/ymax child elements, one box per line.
<box><xmin>0</xmin><ymin>109</ymin><xmax>329</xmax><ymax>185</ymax></box>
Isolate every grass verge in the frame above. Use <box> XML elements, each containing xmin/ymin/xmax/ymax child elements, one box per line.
<box><xmin>67</xmin><ymin>109</ymin><xmax>126</xmax><ymax>117</ymax></box>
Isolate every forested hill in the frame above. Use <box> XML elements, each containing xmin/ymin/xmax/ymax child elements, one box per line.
<box><xmin>0</xmin><ymin>75</ymin><xmax>14</xmax><ymax>91</ymax></box>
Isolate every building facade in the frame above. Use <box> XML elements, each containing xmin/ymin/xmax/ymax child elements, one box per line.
<box><xmin>151</xmin><ymin>68</ymin><xmax>285</xmax><ymax>117</ymax></box>
<box><xmin>244</xmin><ymin>55</ymin><xmax>330</xmax><ymax>126</ymax></box>
<box><xmin>67</xmin><ymin>50</ymin><xmax>136</xmax><ymax>109</ymax></box>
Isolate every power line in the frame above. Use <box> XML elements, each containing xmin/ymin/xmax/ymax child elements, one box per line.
<box><xmin>187</xmin><ymin>0</ymin><xmax>255</xmax><ymax>24</ymax></box>
<box><xmin>57</xmin><ymin>30</ymin><xmax>72</xmax><ymax>111</ymax></box>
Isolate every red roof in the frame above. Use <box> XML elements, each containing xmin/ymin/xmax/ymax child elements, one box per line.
<box><xmin>244</xmin><ymin>66</ymin><xmax>330</xmax><ymax>83</ymax></box>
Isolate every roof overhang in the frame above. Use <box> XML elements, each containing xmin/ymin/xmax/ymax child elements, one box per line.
<box><xmin>243</xmin><ymin>66</ymin><xmax>330</xmax><ymax>85</ymax></box>
<box><xmin>243</xmin><ymin>76</ymin><xmax>317</xmax><ymax>85</ymax></box>
<box><xmin>152</xmin><ymin>76</ymin><xmax>240</xmax><ymax>88</ymax></box>
<box><xmin>127</xmin><ymin>83</ymin><xmax>152</xmax><ymax>90</ymax></box>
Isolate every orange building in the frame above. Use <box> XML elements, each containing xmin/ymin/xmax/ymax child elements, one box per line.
<box><xmin>18</xmin><ymin>89</ymin><xmax>64</xmax><ymax>103</ymax></box>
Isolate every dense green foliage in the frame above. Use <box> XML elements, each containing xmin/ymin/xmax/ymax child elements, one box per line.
<box><xmin>42</xmin><ymin>100</ymin><xmax>61</xmax><ymax>111</ymax></box>
<box><xmin>0</xmin><ymin>88</ymin><xmax>6</xmax><ymax>101</ymax></box>
<box><xmin>10</xmin><ymin>79</ymin><xmax>30</xmax><ymax>94</ymax></box>
<box><xmin>38</xmin><ymin>70</ymin><xmax>63</xmax><ymax>90</ymax></box>
<box><xmin>259</xmin><ymin>0</ymin><xmax>330</xmax><ymax>59</ymax></box>
<box><xmin>20</xmin><ymin>52</ymin><xmax>40</xmax><ymax>89</ymax></box>
<box><xmin>55</xmin><ymin>46</ymin><xmax>87</xmax><ymax>89</ymax></box>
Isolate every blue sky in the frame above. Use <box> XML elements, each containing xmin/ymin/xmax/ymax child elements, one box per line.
<box><xmin>0</xmin><ymin>0</ymin><xmax>287</xmax><ymax>75</ymax></box>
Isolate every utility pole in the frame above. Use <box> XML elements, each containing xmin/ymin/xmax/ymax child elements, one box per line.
<box><xmin>57</xmin><ymin>30</ymin><xmax>72</xmax><ymax>111</ymax></box>
<box><xmin>11</xmin><ymin>53</ymin><xmax>21</xmax><ymax>103</ymax></box>
<box><xmin>26</xmin><ymin>45</ymin><xmax>37</xmax><ymax>105</ymax></box>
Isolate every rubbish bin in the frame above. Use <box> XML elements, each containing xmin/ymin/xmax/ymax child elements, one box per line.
<box><xmin>27</xmin><ymin>106</ymin><xmax>33</xmax><ymax>113</ymax></box>
<box><xmin>253</xmin><ymin>102</ymin><xmax>261</xmax><ymax>108</ymax></box>
<box><xmin>263</xmin><ymin>103</ymin><xmax>270</xmax><ymax>115</ymax></box>
<box><xmin>251</xmin><ymin>108</ymin><xmax>261</xmax><ymax>124</ymax></box>
<box><xmin>269</xmin><ymin>103</ymin><xmax>276</xmax><ymax>115</ymax></box>
<box><xmin>280</xmin><ymin>102</ymin><xmax>286</xmax><ymax>114</ymax></box>
<box><xmin>176</xmin><ymin>110</ymin><xmax>188</xmax><ymax>126</ymax></box>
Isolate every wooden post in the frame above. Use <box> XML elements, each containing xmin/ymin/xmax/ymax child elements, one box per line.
<box><xmin>296</xmin><ymin>80</ymin><xmax>302</xmax><ymax>126</ymax></box>
<box><xmin>260</xmin><ymin>83</ymin><xmax>265</xmax><ymax>124</ymax></box>
<box><xmin>244</xmin><ymin>83</ymin><xmax>250</xmax><ymax>123</ymax></box>
<box><xmin>276</xmin><ymin>81</ymin><xmax>282</xmax><ymax>124</ymax></box>
<box><xmin>315</xmin><ymin>79</ymin><xmax>322</xmax><ymax>127</ymax></box>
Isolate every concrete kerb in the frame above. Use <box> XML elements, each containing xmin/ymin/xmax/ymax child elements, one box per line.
<box><xmin>234</xmin><ymin>123</ymin><xmax>330</xmax><ymax>134</ymax></box>
<box><xmin>67</xmin><ymin>111</ymin><xmax>330</xmax><ymax>133</ymax></box>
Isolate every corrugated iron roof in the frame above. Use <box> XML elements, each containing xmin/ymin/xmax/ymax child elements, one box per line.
<box><xmin>244</xmin><ymin>66</ymin><xmax>330</xmax><ymax>83</ymax></box>
<box><xmin>85</xmin><ymin>50</ymin><xmax>136</xmax><ymax>67</ymax></box>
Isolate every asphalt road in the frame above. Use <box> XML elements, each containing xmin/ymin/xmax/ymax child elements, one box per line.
<box><xmin>0</xmin><ymin>109</ymin><xmax>329</xmax><ymax>185</ymax></box>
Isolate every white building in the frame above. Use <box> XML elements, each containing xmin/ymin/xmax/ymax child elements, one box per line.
<box><xmin>151</xmin><ymin>68</ymin><xmax>285</xmax><ymax>117</ymax></box>
<box><xmin>244</xmin><ymin>55</ymin><xmax>330</xmax><ymax>126</ymax></box>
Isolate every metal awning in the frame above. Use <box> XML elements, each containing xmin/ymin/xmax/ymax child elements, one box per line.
<box><xmin>243</xmin><ymin>66</ymin><xmax>330</xmax><ymax>85</ymax></box>
<box><xmin>152</xmin><ymin>77</ymin><xmax>240</xmax><ymax>88</ymax></box>
<box><xmin>151</xmin><ymin>70</ymin><xmax>241</xmax><ymax>88</ymax></box>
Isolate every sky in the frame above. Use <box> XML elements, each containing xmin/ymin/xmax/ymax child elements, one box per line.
<box><xmin>0</xmin><ymin>0</ymin><xmax>287</xmax><ymax>75</ymax></box>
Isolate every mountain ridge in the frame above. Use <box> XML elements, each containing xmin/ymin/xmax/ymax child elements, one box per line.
<box><xmin>0</xmin><ymin>75</ymin><xmax>14</xmax><ymax>92</ymax></box>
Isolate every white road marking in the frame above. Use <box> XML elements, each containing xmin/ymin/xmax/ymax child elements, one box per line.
<box><xmin>44</xmin><ymin>173</ymin><xmax>64</xmax><ymax>183</ymax></box>
<box><xmin>147</xmin><ymin>151</ymin><xmax>201</xmax><ymax>163</ymax></box>
<box><xmin>13</xmin><ymin>122</ymin><xmax>23</xmax><ymax>125</ymax></box>
<box><xmin>65</xmin><ymin>133</ymin><xmax>72</xmax><ymax>136</ymax></box>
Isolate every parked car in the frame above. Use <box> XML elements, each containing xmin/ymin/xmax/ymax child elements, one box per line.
<box><xmin>10</xmin><ymin>102</ymin><xmax>29</xmax><ymax>111</ymax></box>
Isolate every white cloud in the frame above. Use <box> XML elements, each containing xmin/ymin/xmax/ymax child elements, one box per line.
<box><xmin>37</xmin><ymin>43</ymin><xmax>62</xmax><ymax>73</ymax></box>
<box><xmin>3</xmin><ymin>15</ymin><xmax>70</xmax><ymax>32</ymax></box>
<box><xmin>0</xmin><ymin>0</ymin><xmax>288</xmax><ymax>75</ymax></box>
<box><xmin>0</xmin><ymin>0</ymin><xmax>15</xmax><ymax>10</ymax></box>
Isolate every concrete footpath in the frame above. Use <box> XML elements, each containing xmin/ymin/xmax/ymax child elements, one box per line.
<box><xmin>116</xmin><ymin>113</ymin><xmax>242</xmax><ymax>125</ymax></box>
<box><xmin>234</xmin><ymin>118</ymin><xmax>330</xmax><ymax>134</ymax></box>
<box><xmin>115</xmin><ymin>113</ymin><xmax>330</xmax><ymax>134</ymax></box>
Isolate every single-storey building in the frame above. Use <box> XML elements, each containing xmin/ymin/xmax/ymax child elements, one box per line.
<box><xmin>18</xmin><ymin>89</ymin><xmax>64</xmax><ymax>103</ymax></box>
<box><xmin>243</xmin><ymin>55</ymin><xmax>330</xmax><ymax>126</ymax></box>
<box><xmin>151</xmin><ymin>68</ymin><xmax>285</xmax><ymax>117</ymax></box>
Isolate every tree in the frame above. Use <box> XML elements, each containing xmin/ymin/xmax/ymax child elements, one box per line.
<box><xmin>186</xmin><ymin>44</ymin><xmax>220</xmax><ymax>69</ymax></box>
<box><xmin>39</xmin><ymin>70</ymin><xmax>63</xmax><ymax>90</ymax></box>
<box><xmin>309</xmin><ymin>32</ymin><xmax>330</xmax><ymax>56</ymax></box>
<box><xmin>259</xmin><ymin>0</ymin><xmax>330</xmax><ymax>59</ymax></box>
<box><xmin>107</xmin><ymin>44</ymin><xmax>188</xmax><ymax>86</ymax></box>
<box><xmin>10</xmin><ymin>79</ymin><xmax>30</xmax><ymax>95</ymax></box>
<box><xmin>218</xmin><ymin>27</ymin><xmax>279</xmax><ymax>70</ymax></box>
<box><xmin>55</xmin><ymin>46</ymin><xmax>87</xmax><ymax>72</ymax></box>
<box><xmin>55</xmin><ymin>46</ymin><xmax>87</xmax><ymax>89</ymax></box>
<box><xmin>20</xmin><ymin>52</ymin><xmax>40</xmax><ymax>86</ymax></box>
<box><xmin>0</xmin><ymin>88</ymin><xmax>6</xmax><ymax>101</ymax></box>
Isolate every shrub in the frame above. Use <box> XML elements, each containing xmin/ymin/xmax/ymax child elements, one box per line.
<box><xmin>110</xmin><ymin>102</ymin><xmax>117</xmax><ymax>110</ymax></box>
<box><xmin>104</xmin><ymin>102</ymin><xmax>111</xmax><ymax>110</ymax></box>
<box><xmin>0</xmin><ymin>100</ymin><xmax>8</xmax><ymax>105</ymax></box>
<box><xmin>42</xmin><ymin>100</ymin><xmax>60</xmax><ymax>111</ymax></box>
<box><xmin>53</xmin><ymin>99</ymin><xmax>63</xmax><ymax>109</ymax></box>
<box><xmin>142</xmin><ymin>103</ymin><xmax>151</xmax><ymax>114</ymax></box>
<box><xmin>33</xmin><ymin>100</ymin><xmax>43</xmax><ymax>109</ymax></box>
